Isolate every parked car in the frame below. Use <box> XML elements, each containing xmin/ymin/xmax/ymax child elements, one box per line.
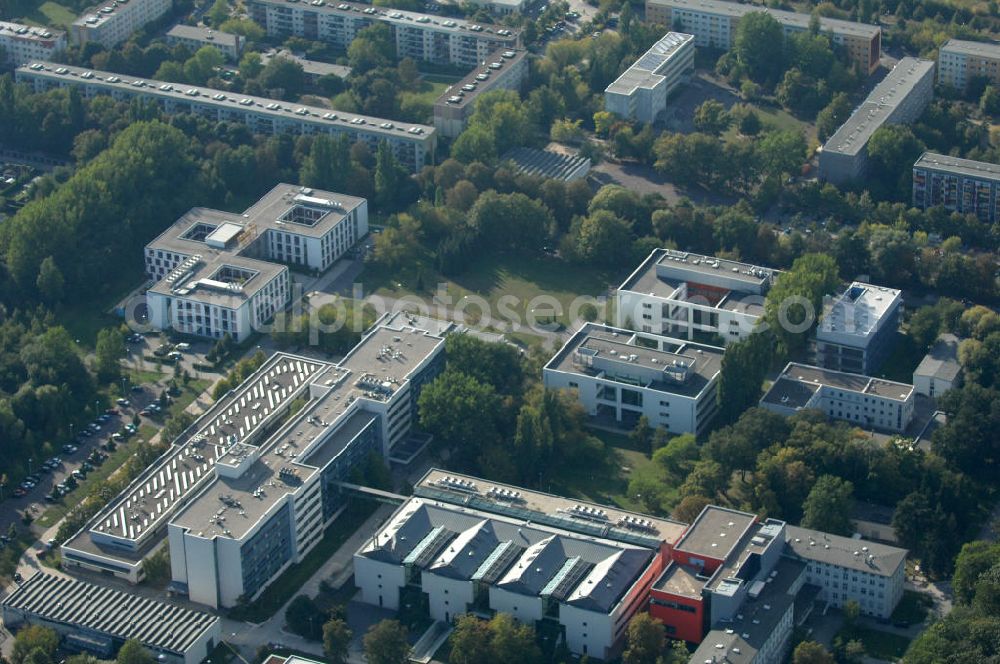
<box><xmin>175</xmin><ymin>343</ymin><xmax>191</xmax><ymax>351</ymax></box>
<box><xmin>71</xmin><ymin>469</ymin><xmax>85</xmax><ymax>480</ymax></box>
<box><xmin>131</xmin><ymin>385</ymin><xmax>144</xmax><ymax>393</ymax></box>
<box><xmin>116</xmin><ymin>398</ymin><xmax>130</xmax><ymax>407</ymax></box>
<box><xmin>62</xmin><ymin>444</ymin><xmax>78</xmax><ymax>454</ymax></box>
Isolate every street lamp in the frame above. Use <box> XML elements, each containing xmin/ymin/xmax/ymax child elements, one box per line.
<box><xmin>28</xmin><ymin>458</ymin><xmax>33</xmax><ymax>475</ymax></box>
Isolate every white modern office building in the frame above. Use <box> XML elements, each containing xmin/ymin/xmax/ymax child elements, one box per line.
<box><xmin>543</xmin><ymin>323</ymin><xmax>723</xmax><ymax>436</ymax></box>
<box><xmin>645</xmin><ymin>0</ymin><xmax>882</xmax><ymax>75</ymax></box>
<box><xmin>355</xmin><ymin>492</ymin><xmax>665</xmax><ymax>660</ymax></box>
<box><xmin>0</xmin><ymin>22</ymin><xmax>65</xmax><ymax>67</ymax></box>
<box><xmin>604</xmin><ymin>31</ymin><xmax>694</xmax><ymax>124</ymax></box>
<box><xmin>819</xmin><ymin>58</ymin><xmax>935</xmax><ymax>185</ymax></box>
<box><xmin>63</xmin><ymin>316</ymin><xmax>447</xmax><ymax>608</ymax></box>
<box><xmin>16</xmin><ymin>62</ymin><xmax>436</xmax><ymax>171</ymax></box>
<box><xmin>815</xmin><ymin>282</ymin><xmax>901</xmax><ymax>375</ymax></box>
<box><xmin>617</xmin><ymin>248</ymin><xmax>777</xmax><ymax>345</ymax></box>
<box><xmin>166</xmin><ymin>24</ymin><xmax>243</xmax><ymax>61</ymax></box>
<box><xmin>247</xmin><ymin>0</ymin><xmax>519</xmax><ymax>69</ymax></box>
<box><xmin>72</xmin><ymin>0</ymin><xmax>172</xmax><ymax>48</ymax></box>
<box><xmin>760</xmin><ymin>362</ymin><xmax>915</xmax><ymax>433</ymax></box>
<box><xmin>912</xmin><ymin>151</ymin><xmax>1000</xmax><ymax>223</ymax></box>
<box><xmin>937</xmin><ymin>38</ymin><xmax>1000</xmax><ymax>92</ymax></box>
<box><xmin>913</xmin><ymin>333</ymin><xmax>962</xmax><ymax>398</ymax></box>
<box><xmin>143</xmin><ymin>184</ymin><xmax>367</xmax><ymax>342</ymax></box>
<box><xmin>434</xmin><ymin>48</ymin><xmax>528</xmax><ymax>139</ymax></box>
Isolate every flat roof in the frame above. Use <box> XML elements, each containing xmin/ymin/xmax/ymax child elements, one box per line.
<box><xmin>261</xmin><ymin>49</ymin><xmax>351</xmax><ymax>79</ymax></box>
<box><xmin>759</xmin><ymin>375</ymin><xmax>820</xmax><ymax>409</ymax></box>
<box><xmin>0</xmin><ymin>21</ymin><xmax>63</xmax><ymax>42</ymax></box>
<box><xmin>647</xmin><ymin>0</ymin><xmax>880</xmax><ymax>38</ymax></box>
<box><xmin>940</xmin><ymin>38</ymin><xmax>1000</xmax><ymax>59</ymax></box>
<box><xmin>689</xmin><ymin>557</ymin><xmax>806</xmax><ymax>664</ymax></box>
<box><xmin>785</xmin><ymin>525</ymin><xmax>906</xmax><ymax>577</ymax></box>
<box><xmin>2</xmin><ymin>572</ymin><xmax>218</xmax><ymax>656</ymax></box>
<box><xmin>82</xmin><ymin>354</ymin><xmax>326</xmax><ymax>545</ymax></box>
<box><xmin>914</xmin><ymin>151</ymin><xmax>1000</xmax><ymax>182</ymax></box>
<box><xmin>653</xmin><ymin>561</ymin><xmax>707</xmax><ymax>598</ymax></box>
<box><xmin>546</xmin><ymin>323</ymin><xmax>724</xmax><ymax>399</ymax></box>
<box><xmin>18</xmin><ymin>62</ymin><xmax>434</xmax><ymax>143</ymax></box>
<box><xmin>339</xmin><ymin>323</ymin><xmax>446</xmax><ymax>380</ymax></box>
<box><xmin>673</xmin><ymin>505</ymin><xmax>757</xmax><ymax>559</ymax></box>
<box><xmin>359</xmin><ymin>497</ymin><xmax>654</xmax><ymax>613</ymax></box>
<box><xmin>170</xmin><ymin>454</ymin><xmax>317</xmax><ymax>540</ymax></box>
<box><xmin>818</xmin><ymin>282</ymin><xmax>901</xmax><ymax>340</ymax></box>
<box><xmin>416</xmin><ymin>468</ymin><xmax>687</xmax><ymax>549</ymax></box>
<box><xmin>620</xmin><ymin>248</ymin><xmax>777</xmax><ymax>293</ymax></box>
<box><xmin>913</xmin><ymin>333</ymin><xmax>961</xmax><ymax>382</ymax></box>
<box><xmin>776</xmin><ymin>362</ymin><xmax>914</xmax><ymax>402</ymax></box>
<box><xmin>166</xmin><ymin>24</ymin><xmax>240</xmax><ymax>47</ymax></box>
<box><xmin>606</xmin><ymin>32</ymin><xmax>693</xmax><ymax>95</ymax></box>
<box><xmin>434</xmin><ymin>48</ymin><xmax>526</xmax><ymax>111</ymax></box>
<box><xmin>249</xmin><ymin>0</ymin><xmax>519</xmax><ymax>40</ymax></box>
<box><xmin>822</xmin><ymin>58</ymin><xmax>935</xmax><ymax>157</ymax></box>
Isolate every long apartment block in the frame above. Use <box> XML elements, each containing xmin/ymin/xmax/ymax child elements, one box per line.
<box><xmin>760</xmin><ymin>362</ymin><xmax>915</xmax><ymax>433</ymax></box>
<box><xmin>617</xmin><ymin>248</ymin><xmax>778</xmax><ymax>345</ymax></box>
<box><xmin>937</xmin><ymin>38</ymin><xmax>1000</xmax><ymax>92</ymax></box>
<box><xmin>72</xmin><ymin>0</ymin><xmax>172</xmax><ymax>48</ymax></box>
<box><xmin>247</xmin><ymin>0</ymin><xmax>520</xmax><ymax>69</ymax></box>
<box><xmin>644</xmin><ymin>0</ymin><xmax>881</xmax><ymax>74</ymax></box>
<box><xmin>543</xmin><ymin>323</ymin><xmax>723</xmax><ymax>436</ymax></box>
<box><xmin>62</xmin><ymin>315</ymin><xmax>447</xmax><ymax>608</ymax></box>
<box><xmin>912</xmin><ymin>151</ymin><xmax>1000</xmax><ymax>224</ymax></box>
<box><xmin>604</xmin><ymin>31</ymin><xmax>694</xmax><ymax>124</ymax></box>
<box><xmin>357</xmin><ymin>474</ymin><xmax>907</xmax><ymax>663</ymax></box>
<box><xmin>815</xmin><ymin>281</ymin><xmax>901</xmax><ymax>375</ymax></box>
<box><xmin>0</xmin><ymin>22</ymin><xmax>65</xmax><ymax>67</ymax></box>
<box><xmin>433</xmin><ymin>48</ymin><xmax>528</xmax><ymax>139</ymax></box>
<box><xmin>818</xmin><ymin>57</ymin><xmax>935</xmax><ymax>185</ymax></box>
<box><xmin>16</xmin><ymin>62</ymin><xmax>435</xmax><ymax>171</ymax></box>
<box><xmin>143</xmin><ymin>184</ymin><xmax>367</xmax><ymax>342</ymax></box>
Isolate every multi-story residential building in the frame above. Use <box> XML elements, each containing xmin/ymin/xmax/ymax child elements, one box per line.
<box><xmin>72</xmin><ymin>0</ymin><xmax>172</xmax><ymax>48</ymax></box>
<box><xmin>617</xmin><ymin>248</ymin><xmax>778</xmax><ymax>345</ymax></box>
<box><xmin>912</xmin><ymin>151</ymin><xmax>1000</xmax><ymax>223</ymax></box>
<box><xmin>644</xmin><ymin>0</ymin><xmax>881</xmax><ymax>75</ymax></box>
<box><xmin>0</xmin><ymin>22</ymin><xmax>66</xmax><ymax>67</ymax></box>
<box><xmin>543</xmin><ymin>323</ymin><xmax>723</xmax><ymax>436</ymax></box>
<box><xmin>16</xmin><ymin>62</ymin><xmax>435</xmax><ymax>170</ymax></box>
<box><xmin>815</xmin><ymin>282</ymin><xmax>901</xmax><ymax>374</ymax></box>
<box><xmin>166</xmin><ymin>24</ymin><xmax>243</xmax><ymax>61</ymax></box>
<box><xmin>62</xmin><ymin>316</ymin><xmax>447</xmax><ymax>607</ymax></box>
<box><xmin>760</xmin><ymin>362</ymin><xmax>916</xmax><ymax>433</ymax></box>
<box><xmin>354</xmin><ymin>477</ymin><xmax>907</xmax><ymax>663</ymax></box>
<box><xmin>604</xmin><ymin>31</ymin><xmax>694</xmax><ymax>124</ymax></box>
<box><xmin>2</xmin><ymin>572</ymin><xmax>220</xmax><ymax>664</ymax></box>
<box><xmin>143</xmin><ymin>184</ymin><xmax>367</xmax><ymax>342</ymax></box>
<box><xmin>937</xmin><ymin>38</ymin><xmax>1000</xmax><ymax>92</ymax></box>
<box><xmin>819</xmin><ymin>58</ymin><xmax>935</xmax><ymax>184</ymax></box>
<box><xmin>434</xmin><ymin>48</ymin><xmax>528</xmax><ymax>139</ymax></box>
<box><xmin>913</xmin><ymin>333</ymin><xmax>962</xmax><ymax>398</ymax></box>
<box><xmin>247</xmin><ymin>0</ymin><xmax>519</xmax><ymax>69</ymax></box>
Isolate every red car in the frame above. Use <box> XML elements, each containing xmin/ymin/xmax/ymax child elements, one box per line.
<box><xmin>12</xmin><ymin>487</ymin><xmax>26</xmax><ymax>497</ymax></box>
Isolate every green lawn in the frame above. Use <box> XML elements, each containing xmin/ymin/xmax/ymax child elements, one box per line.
<box><xmin>227</xmin><ymin>499</ymin><xmax>378</xmax><ymax>623</ymax></box>
<box><xmin>361</xmin><ymin>253</ymin><xmax>620</xmax><ymax>331</ymax></box>
<box><xmin>722</xmin><ymin>101</ymin><xmax>816</xmax><ymax>144</ymax></box>
<box><xmin>836</xmin><ymin>625</ymin><xmax>912</xmax><ymax>660</ymax></box>
<box><xmin>18</xmin><ymin>0</ymin><xmax>77</xmax><ymax>28</ymax></box>
<box><xmin>547</xmin><ymin>428</ymin><xmax>666</xmax><ymax>514</ymax></box>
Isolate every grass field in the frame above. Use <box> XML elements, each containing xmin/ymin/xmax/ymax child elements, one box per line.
<box><xmin>835</xmin><ymin>625</ymin><xmax>912</xmax><ymax>660</ymax></box>
<box><xmin>891</xmin><ymin>590</ymin><xmax>933</xmax><ymax>625</ymax></box>
<box><xmin>361</xmin><ymin>253</ymin><xmax>620</xmax><ymax>332</ymax></box>
<box><xmin>722</xmin><ymin>101</ymin><xmax>816</xmax><ymax>145</ymax></box>
<box><xmin>18</xmin><ymin>0</ymin><xmax>77</xmax><ymax>28</ymax></box>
